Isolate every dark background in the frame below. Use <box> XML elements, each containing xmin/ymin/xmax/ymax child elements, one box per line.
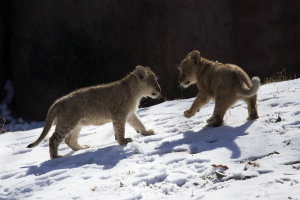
<box><xmin>0</xmin><ymin>0</ymin><xmax>300</xmax><ymax>121</ymax></box>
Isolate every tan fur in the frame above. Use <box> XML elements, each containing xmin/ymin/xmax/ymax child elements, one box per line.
<box><xmin>27</xmin><ymin>66</ymin><xmax>161</xmax><ymax>159</ymax></box>
<box><xmin>178</xmin><ymin>50</ymin><xmax>260</xmax><ymax>127</ymax></box>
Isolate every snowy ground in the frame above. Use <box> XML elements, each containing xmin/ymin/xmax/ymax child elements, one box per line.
<box><xmin>1</xmin><ymin>79</ymin><xmax>300</xmax><ymax>200</ymax></box>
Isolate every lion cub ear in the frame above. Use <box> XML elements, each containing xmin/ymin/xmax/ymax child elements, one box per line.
<box><xmin>189</xmin><ymin>50</ymin><xmax>201</xmax><ymax>66</ymax></box>
<box><xmin>135</xmin><ymin>65</ymin><xmax>147</xmax><ymax>82</ymax></box>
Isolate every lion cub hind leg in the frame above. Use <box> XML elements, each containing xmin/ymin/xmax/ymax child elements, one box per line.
<box><xmin>49</xmin><ymin>130</ymin><xmax>66</xmax><ymax>159</ymax></box>
<box><xmin>245</xmin><ymin>94</ymin><xmax>259</xmax><ymax>120</ymax></box>
<box><xmin>49</xmin><ymin>120</ymin><xmax>81</xmax><ymax>159</ymax></box>
<box><xmin>65</xmin><ymin>124</ymin><xmax>91</xmax><ymax>151</ymax></box>
<box><xmin>112</xmin><ymin>115</ymin><xmax>132</xmax><ymax>145</ymax></box>
<box><xmin>127</xmin><ymin>113</ymin><xmax>154</xmax><ymax>136</ymax></box>
<box><xmin>206</xmin><ymin>97</ymin><xmax>234</xmax><ymax>127</ymax></box>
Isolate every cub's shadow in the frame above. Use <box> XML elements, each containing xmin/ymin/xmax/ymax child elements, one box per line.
<box><xmin>25</xmin><ymin>120</ymin><xmax>254</xmax><ymax>176</ymax></box>
<box><xmin>156</xmin><ymin>120</ymin><xmax>255</xmax><ymax>159</ymax></box>
<box><xmin>25</xmin><ymin>143</ymin><xmax>133</xmax><ymax>176</ymax></box>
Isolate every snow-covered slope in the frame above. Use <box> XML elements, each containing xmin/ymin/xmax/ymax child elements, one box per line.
<box><xmin>1</xmin><ymin>79</ymin><xmax>300</xmax><ymax>200</ymax></box>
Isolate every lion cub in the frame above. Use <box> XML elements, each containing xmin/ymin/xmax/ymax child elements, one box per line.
<box><xmin>178</xmin><ymin>50</ymin><xmax>260</xmax><ymax>127</ymax></box>
<box><xmin>27</xmin><ymin>66</ymin><xmax>161</xmax><ymax>159</ymax></box>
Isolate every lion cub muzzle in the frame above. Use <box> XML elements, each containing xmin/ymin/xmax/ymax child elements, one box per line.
<box><xmin>179</xmin><ymin>81</ymin><xmax>190</xmax><ymax>88</ymax></box>
<box><xmin>150</xmin><ymin>82</ymin><xmax>161</xmax><ymax>98</ymax></box>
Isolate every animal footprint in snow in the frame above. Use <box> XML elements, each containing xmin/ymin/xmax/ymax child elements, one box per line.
<box><xmin>205</xmin><ymin>139</ymin><xmax>219</xmax><ymax>143</ymax></box>
<box><xmin>12</xmin><ymin>149</ymin><xmax>32</xmax><ymax>155</ymax></box>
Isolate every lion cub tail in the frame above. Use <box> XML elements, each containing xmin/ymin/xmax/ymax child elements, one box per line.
<box><xmin>27</xmin><ymin>104</ymin><xmax>58</xmax><ymax>148</ymax></box>
<box><xmin>237</xmin><ymin>76</ymin><xmax>260</xmax><ymax>98</ymax></box>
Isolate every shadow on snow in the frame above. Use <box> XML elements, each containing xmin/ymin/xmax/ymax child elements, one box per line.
<box><xmin>25</xmin><ymin>120</ymin><xmax>254</xmax><ymax>176</ymax></box>
<box><xmin>25</xmin><ymin>143</ymin><xmax>132</xmax><ymax>176</ymax></box>
<box><xmin>155</xmin><ymin>120</ymin><xmax>255</xmax><ymax>159</ymax></box>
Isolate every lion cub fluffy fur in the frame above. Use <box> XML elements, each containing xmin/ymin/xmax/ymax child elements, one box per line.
<box><xmin>27</xmin><ymin>66</ymin><xmax>161</xmax><ymax>159</ymax></box>
<box><xmin>178</xmin><ymin>50</ymin><xmax>260</xmax><ymax>127</ymax></box>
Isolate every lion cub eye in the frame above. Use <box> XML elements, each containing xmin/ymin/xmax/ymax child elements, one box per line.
<box><xmin>182</xmin><ymin>70</ymin><xmax>185</xmax><ymax>75</ymax></box>
<box><xmin>152</xmin><ymin>79</ymin><xmax>156</xmax><ymax>83</ymax></box>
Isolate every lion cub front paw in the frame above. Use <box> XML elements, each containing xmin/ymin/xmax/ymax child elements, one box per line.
<box><xmin>82</xmin><ymin>144</ymin><xmax>91</xmax><ymax>149</ymax></box>
<box><xmin>142</xmin><ymin>129</ymin><xmax>155</xmax><ymax>136</ymax></box>
<box><xmin>184</xmin><ymin>109</ymin><xmax>195</xmax><ymax>118</ymax></box>
<box><xmin>206</xmin><ymin>116</ymin><xmax>214</xmax><ymax>123</ymax></box>
<box><xmin>51</xmin><ymin>155</ymin><xmax>63</xmax><ymax>160</ymax></box>
<box><xmin>118</xmin><ymin>138</ymin><xmax>133</xmax><ymax>146</ymax></box>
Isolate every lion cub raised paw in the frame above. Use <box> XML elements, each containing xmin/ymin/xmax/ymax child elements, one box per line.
<box><xmin>141</xmin><ymin>129</ymin><xmax>155</xmax><ymax>136</ymax></box>
<box><xmin>27</xmin><ymin>66</ymin><xmax>161</xmax><ymax>159</ymax></box>
<box><xmin>178</xmin><ymin>50</ymin><xmax>260</xmax><ymax>127</ymax></box>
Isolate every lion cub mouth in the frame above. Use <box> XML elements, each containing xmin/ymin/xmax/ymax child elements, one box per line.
<box><xmin>181</xmin><ymin>81</ymin><xmax>190</xmax><ymax>88</ymax></box>
<box><xmin>151</xmin><ymin>92</ymin><xmax>160</xmax><ymax>98</ymax></box>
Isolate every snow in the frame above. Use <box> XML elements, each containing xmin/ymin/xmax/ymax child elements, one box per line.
<box><xmin>1</xmin><ymin>79</ymin><xmax>300</xmax><ymax>200</ymax></box>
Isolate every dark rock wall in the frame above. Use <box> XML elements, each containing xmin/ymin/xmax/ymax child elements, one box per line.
<box><xmin>0</xmin><ymin>1</ymin><xmax>12</xmax><ymax>101</ymax></box>
<box><xmin>0</xmin><ymin>0</ymin><xmax>299</xmax><ymax>120</ymax></box>
<box><xmin>237</xmin><ymin>0</ymin><xmax>300</xmax><ymax>78</ymax></box>
<box><xmin>0</xmin><ymin>12</ymin><xmax>4</xmax><ymax>100</ymax></box>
